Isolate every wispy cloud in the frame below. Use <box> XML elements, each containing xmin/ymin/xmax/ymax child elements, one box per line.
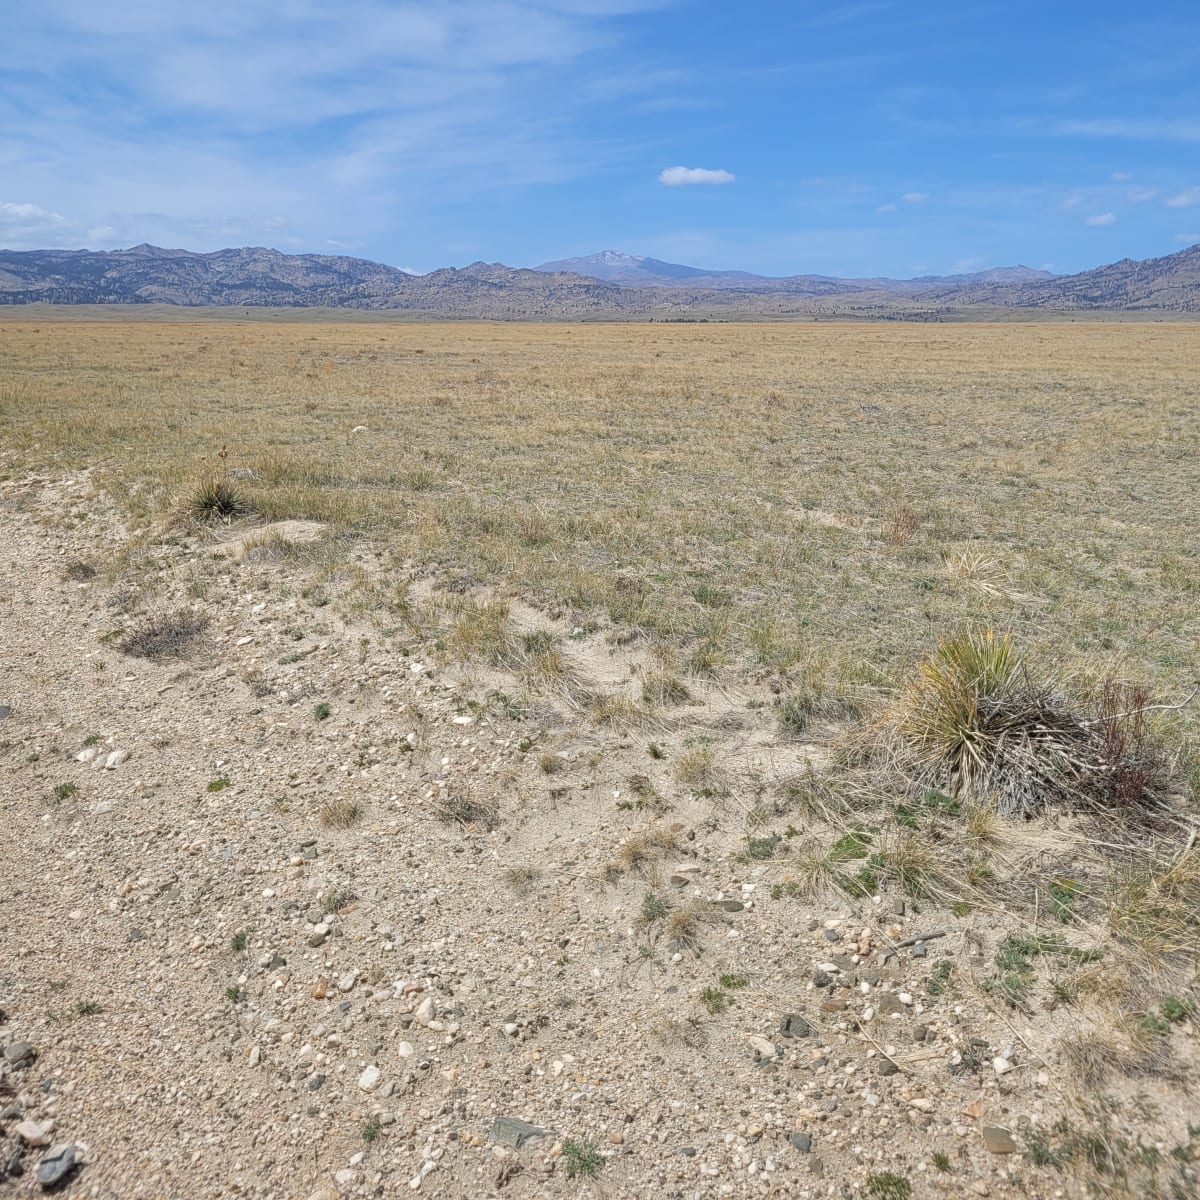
<box><xmin>1166</xmin><ymin>188</ymin><xmax>1200</xmax><ymax>208</ymax></box>
<box><xmin>658</xmin><ymin>166</ymin><xmax>735</xmax><ymax>186</ymax></box>
<box><xmin>901</xmin><ymin>191</ymin><xmax>929</xmax><ymax>203</ymax></box>
<box><xmin>1055</xmin><ymin>118</ymin><xmax>1200</xmax><ymax>143</ymax></box>
<box><xmin>876</xmin><ymin>203</ymin><xmax>897</xmax><ymax>213</ymax></box>
<box><xmin>1128</xmin><ymin>187</ymin><xmax>1158</xmax><ymax>202</ymax></box>
<box><xmin>1085</xmin><ymin>212</ymin><xmax>1117</xmax><ymax>226</ymax></box>
<box><xmin>1</xmin><ymin>0</ymin><xmax>680</xmax><ymax>254</ymax></box>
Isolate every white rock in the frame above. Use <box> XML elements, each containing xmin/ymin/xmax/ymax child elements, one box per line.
<box><xmin>358</xmin><ymin>1065</ymin><xmax>382</xmax><ymax>1091</ymax></box>
<box><xmin>993</xmin><ymin>1057</ymin><xmax>1013</xmax><ymax>1075</ymax></box>
<box><xmin>748</xmin><ymin>1035</ymin><xmax>776</xmax><ymax>1059</ymax></box>
<box><xmin>76</xmin><ymin>747</ymin><xmax>98</xmax><ymax>763</ymax></box>
<box><xmin>909</xmin><ymin>1098</ymin><xmax>935</xmax><ymax>1112</ymax></box>
<box><xmin>414</xmin><ymin>995</ymin><xmax>436</xmax><ymax>1026</ymax></box>
<box><xmin>247</xmin><ymin>1046</ymin><xmax>261</xmax><ymax>1068</ymax></box>
<box><xmin>15</xmin><ymin>1120</ymin><xmax>50</xmax><ymax>1147</ymax></box>
<box><xmin>104</xmin><ymin>749</ymin><xmax>130</xmax><ymax>769</ymax></box>
<box><xmin>338</xmin><ymin>971</ymin><xmax>358</xmax><ymax>993</ymax></box>
<box><xmin>397</xmin><ymin>1041</ymin><xmax>415</xmax><ymax>1058</ymax></box>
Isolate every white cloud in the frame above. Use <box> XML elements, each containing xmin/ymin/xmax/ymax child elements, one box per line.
<box><xmin>1176</xmin><ymin>233</ymin><xmax>1200</xmax><ymax>244</ymax></box>
<box><xmin>1061</xmin><ymin>194</ymin><xmax>1083</xmax><ymax>210</ymax></box>
<box><xmin>1128</xmin><ymin>187</ymin><xmax>1158</xmax><ymax>202</ymax></box>
<box><xmin>1085</xmin><ymin>212</ymin><xmax>1117</xmax><ymax>226</ymax></box>
<box><xmin>658</xmin><ymin>165</ymin><xmax>735</xmax><ymax>186</ymax></box>
<box><xmin>1111</xmin><ymin>171</ymin><xmax>1132</xmax><ymax>181</ymax></box>
<box><xmin>1166</xmin><ymin>188</ymin><xmax>1200</xmax><ymax>208</ymax></box>
<box><xmin>876</xmin><ymin>203</ymin><xmax>897</xmax><ymax>213</ymax></box>
<box><xmin>901</xmin><ymin>191</ymin><xmax>928</xmax><ymax>203</ymax></box>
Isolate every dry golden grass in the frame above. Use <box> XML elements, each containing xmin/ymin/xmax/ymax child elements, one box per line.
<box><xmin>1</xmin><ymin>320</ymin><xmax>1195</xmax><ymax>707</ymax></box>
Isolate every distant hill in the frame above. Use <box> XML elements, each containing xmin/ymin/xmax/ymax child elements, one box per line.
<box><xmin>534</xmin><ymin>250</ymin><xmax>1057</xmax><ymax>293</ymax></box>
<box><xmin>1</xmin><ymin>241</ymin><xmax>1197</xmax><ymax>316</ymax></box>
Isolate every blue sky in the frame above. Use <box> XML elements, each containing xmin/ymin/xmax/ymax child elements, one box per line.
<box><xmin>2</xmin><ymin>0</ymin><xmax>1199</xmax><ymax>277</ymax></box>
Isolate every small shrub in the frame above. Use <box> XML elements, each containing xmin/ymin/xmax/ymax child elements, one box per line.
<box><xmin>641</xmin><ymin>892</ymin><xmax>670</xmax><ymax>922</ymax></box>
<box><xmin>225</xmin><ymin>985</ymin><xmax>245</xmax><ymax>1003</ymax></box>
<box><xmin>53</xmin><ymin>782</ymin><xmax>78</xmax><ymax>802</ymax></box>
<box><xmin>63</xmin><ymin>559</ymin><xmax>97</xmax><ymax>581</ymax></box>
<box><xmin>74</xmin><ymin>1000</ymin><xmax>102</xmax><ymax>1017</ymax></box>
<box><xmin>866</xmin><ymin>1172</ymin><xmax>912</xmax><ymax>1200</ymax></box>
<box><xmin>207</xmin><ymin>776</ymin><xmax>231</xmax><ymax>793</ymax></box>
<box><xmin>188</xmin><ymin>474</ymin><xmax>249</xmax><ymax>523</ymax></box>
<box><xmin>563</xmin><ymin>1137</ymin><xmax>603</xmax><ymax>1180</ymax></box>
<box><xmin>312</xmin><ymin>702</ymin><xmax>332</xmax><ymax>721</ymax></box>
<box><xmin>362</xmin><ymin>1119</ymin><xmax>381</xmax><ymax>1143</ymax></box>
<box><xmin>747</xmin><ymin>833</ymin><xmax>782</xmax><ymax>861</ymax></box>
<box><xmin>718</xmin><ymin>973</ymin><xmax>748</xmax><ymax>990</ymax></box>
<box><xmin>700</xmin><ymin>986</ymin><xmax>728</xmax><ymax>1014</ymax></box>
<box><xmin>230</xmin><ymin>928</ymin><xmax>249</xmax><ymax>953</ymax></box>
<box><xmin>436</xmin><ymin>790</ymin><xmax>499</xmax><ymax>831</ymax></box>
<box><xmin>119</xmin><ymin>609</ymin><xmax>210</xmax><ymax>660</ymax></box>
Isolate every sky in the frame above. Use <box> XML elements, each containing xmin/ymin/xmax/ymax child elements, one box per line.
<box><xmin>2</xmin><ymin>0</ymin><xmax>1199</xmax><ymax>278</ymax></box>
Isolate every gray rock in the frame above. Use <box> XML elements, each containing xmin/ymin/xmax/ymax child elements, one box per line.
<box><xmin>711</xmin><ymin>899</ymin><xmax>744</xmax><ymax>913</ymax></box>
<box><xmin>4</xmin><ymin>1042</ymin><xmax>35</xmax><ymax>1068</ymax></box>
<box><xmin>36</xmin><ymin>1144</ymin><xmax>77</xmax><ymax>1189</ymax></box>
<box><xmin>4</xmin><ymin>1150</ymin><xmax>23</xmax><ymax>1177</ymax></box>
<box><xmin>490</xmin><ymin>1117</ymin><xmax>551</xmax><ymax>1149</ymax></box>
<box><xmin>126</xmin><ymin>928</ymin><xmax>144</xmax><ymax>943</ymax></box>
<box><xmin>877</xmin><ymin>1057</ymin><xmax>900</xmax><ymax>1077</ymax></box>
<box><xmin>679</xmin><ymin>1147</ymin><xmax>697</xmax><ymax>1157</ymax></box>
<box><xmin>812</xmin><ymin>971</ymin><xmax>832</xmax><ymax>988</ymax></box>
<box><xmin>788</xmin><ymin>1131</ymin><xmax>812</xmax><ymax>1153</ymax></box>
<box><xmin>822</xmin><ymin>929</ymin><xmax>840</xmax><ymax>942</ymax></box>
<box><xmin>2</xmin><ymin>1101</ymin><xmax>24</xmax><ymax>1121</ymax></box>
<box><xmin>981</xmin><ymin>1125</ymin><xmax>1018</xmax><ymax>1154</ymax></box>
<box><xmin>911</xmin><ymin>943</ymin><xmax>928</xmax><ymax>958</ymax></box>
<box><xmin>307</xmin><ymin>1074</ymin><xmax>326</xmax><ymax>1091</ymax></box>
<box><xmin>875</xmin><ymin>992</ymin><xmax>906</xmax><ymax>1018</ymax></box>
<box><xmin>780</xmin><ymin>1013</ymin><xmax>812</xmax><ymax>1039</ymax></box>
<box><xmin>0</xmin><ymin>705</ymin><xmax>11</xmax><ymax>720</ymax></box>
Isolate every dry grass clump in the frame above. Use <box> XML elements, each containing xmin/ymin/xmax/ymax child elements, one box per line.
<box><xmin>1106</xmin><ymin>845</ymin><xmax>1200</xmax><ymax>960</ymax></box>
<box><xmin>590</xmin><ymin>693</ymin><xmax>658</xmax><ymax>732</ymax></box>
<box><xmin>664</xmin><ymin>900</ymin><xmax>716</xmax><ymax>950</ymax></box>
<box><xmin>605</xmin><ymin>822</ymin><xmax>680</xmax><ymax>878</ymax></box>
<box><xmin>320</xmin><ymin>798</ymin><xmax>363</xmax><ymax>829</ymax></box>
<box><xmin>641</xmin><ymin>668</ymin><xmax>692</xmax><ymax>707</ymax></box>
<box><xmin>888</xmin><ymin>629</ymin><xmax>1173</xmax><ymax>817</ymax></box>
<box><xmin>118</xmin><ymin>608</ymin><xmax>210</xmax><ymax>660</ymax></box>
<box><xmin>446</xmin><ymin>598</ymin><xmax>511</xmax><ymax>664</ymax></box>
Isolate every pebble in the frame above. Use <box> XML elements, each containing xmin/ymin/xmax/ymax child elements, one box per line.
<box><xmin>308</xmin><ymin>926</ymin><xmax>329</xmax><ymax>948</ymax></box>
<box><xmin>337</xmin><ymin>971</ymin><xmax>357</xmax><ymax>993</ymax></box>
<box><xmin>36</xmin><ymin>1144</ymin><xmax>77</xmax><ymax>1188</ymax></box>
<box><xmin>4</xmin><ymin>1042</ymin><xmax>35</xmax><ymax>1068</ymax></box>
<box><xmin>787</xmin><ymin>1132</ymin><xmax>812</xmax><ymax>1153</ymax></box>
<box><xmin>748</xmin><ymin>1035</ymin><xmax>777</xmax><ymax>1060</ymax></box>
<box><xmin>414</xmin><ymin>996</ymin><xmax>436</xmax><ymax>1026</ymax></box>
<box><xmin>397</xmin><ymin>1041</ymin><xmax>415</xmax><ymax>1058</ymax></box>
<box><xmin>104</xmin><ymin>749</ymin><xmax>130</xmax><ymax>769</ymax></box>
<box><xmin>357</xmin><ymin>1065</ymin><xmax>382</xmax><ymax>1091</ymax></box>
<box><xmin>993</xmin><ymin>1056</ymin><xmax>1013</xmax><ymax>1075</ymax></box>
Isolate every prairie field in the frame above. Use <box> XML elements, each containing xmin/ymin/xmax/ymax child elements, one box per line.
<box><xmin>2</xmin><ymin>320</ymin><xmax>1197</xmax><ymax>690</ymax></box>
<box><xmin>1</xmin><ymin>319</ymin><xmax>1198</xmax><ymax>1200</ymax></box>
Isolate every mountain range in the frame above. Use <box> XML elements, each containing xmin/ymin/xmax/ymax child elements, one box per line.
<box><xmin>534</xmin><ymin>249</ymin><xmax>1058</xmax><ymax>293</ymax></box>
<box><xmin>2</xmin><ymin>241</ymin><xmax>1199</xmax><ymax>318</ymax></box>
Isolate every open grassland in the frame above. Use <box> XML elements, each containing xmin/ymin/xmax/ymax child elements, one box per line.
<box><xmin>1</xmin><ymin>320</ymin><xmax>1196</xmax><ymax>691</ymax></box>
<box><xmin>1</xmin><ymin>319</ymin><xmax>1199</xmax><ymax>1198</ymax></box>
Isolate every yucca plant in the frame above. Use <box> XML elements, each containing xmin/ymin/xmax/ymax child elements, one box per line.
<box><xmin>188</xmin><ymin>473</ymin><xmax>249</xmax><ymax>523</ymax></box>
<box><xmin>890</xmin><ymin>629</ymin><xmax>1137</xmax><ymax>816</ymax></box>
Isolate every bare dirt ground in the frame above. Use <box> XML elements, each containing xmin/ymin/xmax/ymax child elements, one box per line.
<box><xmin>1</xmin><ymin>467</ymin><xmax>1196</xmax><ymax>1200</ymax></box>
